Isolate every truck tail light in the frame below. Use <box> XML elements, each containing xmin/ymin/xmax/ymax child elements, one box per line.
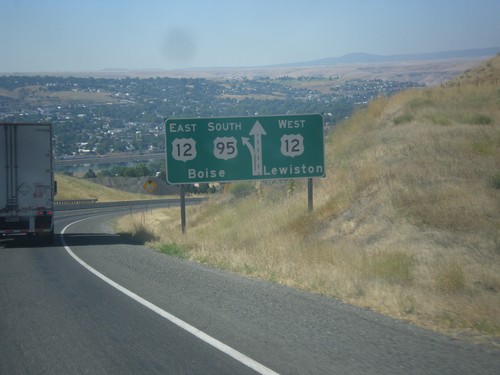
<box><xmin>37</xmin><ymin>210</ymin><xmax>53</xmax><ymax>216</ymax></box>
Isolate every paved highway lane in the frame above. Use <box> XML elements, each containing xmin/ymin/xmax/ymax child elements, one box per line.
<box><xmin>1</xmin><ymin>207</ymin><xmax>499</xmax><ymax>374</ymax></box>
<box><xmin>0</xmin><ymin>209</ymin><xmax>260</xmax><ymax>375</ymax></box>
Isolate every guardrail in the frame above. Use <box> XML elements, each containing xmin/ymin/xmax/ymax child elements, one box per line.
<box><xmin>54</xmin><ymin>197</ymin><xmax>206</xmax><ymax>211</ymax></box>
<box><xmin>54</xmin><ymin>152</ymin><xmax>164</xmax><ymax>166</ymax></box>
<box><xmin>54</xmin><ymin>199</ymin><xmax>98</xmax><ymax>205</ymax></box>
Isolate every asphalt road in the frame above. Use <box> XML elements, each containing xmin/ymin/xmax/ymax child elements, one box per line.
<box><xmin>1</xmin><ymin>206</ymin><xmax>499</xmax><ymax>374</ymax></box>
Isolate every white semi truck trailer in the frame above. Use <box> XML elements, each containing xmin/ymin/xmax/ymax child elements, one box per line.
<box><xmin>1</xmin><ymin>123</ymin><xmax>56</xmax><ymax>243</ymax></box>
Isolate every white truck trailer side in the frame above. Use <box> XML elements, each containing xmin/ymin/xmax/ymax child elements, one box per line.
<box><xmin>1</xmin><ymin>123</ymin><xmax>56</xmax><ymax>243</ymax></box>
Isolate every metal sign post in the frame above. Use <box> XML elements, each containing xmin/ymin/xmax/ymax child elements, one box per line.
<box><xmin>308</xmin><ymin>178</ymin><xmax>314</xmax><ymax>212</ymax></box>
<box><xmin>180</xmin><ymin>184</ymin><xmax>186</xmax><ymax>234</ymax></box>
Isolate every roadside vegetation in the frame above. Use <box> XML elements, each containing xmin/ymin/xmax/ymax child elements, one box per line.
<box><xmin>117</xmin><ymin>56</ymin><xmax>500</xmax><ymax>344</ymax></box>
<box><xmin>55</xmin><ymin>173</ymin><xmax>165</xmax><ymax>202</ymax></box>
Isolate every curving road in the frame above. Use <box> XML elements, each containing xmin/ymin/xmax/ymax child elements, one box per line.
<box><xmin>1</xmin><ymin>206</ymin><xmax>499</xmax><ymax>374</ymax></box>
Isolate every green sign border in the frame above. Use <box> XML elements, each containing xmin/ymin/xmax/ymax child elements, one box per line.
<box><xmin>165</xmin><ymin>114</ymin><xmax>325</xmax><ymax>184</ymax></box>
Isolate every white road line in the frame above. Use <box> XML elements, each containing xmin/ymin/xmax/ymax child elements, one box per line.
<box><xmin>61</xmin><ymin>217</ymin><xmax>279</xmax><ymax>375</ymax></box>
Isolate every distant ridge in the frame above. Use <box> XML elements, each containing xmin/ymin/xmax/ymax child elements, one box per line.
<box><xmin>283</xmin><ymin>47</ymin><xmax>500</xmax><ymax>67</ymax></box>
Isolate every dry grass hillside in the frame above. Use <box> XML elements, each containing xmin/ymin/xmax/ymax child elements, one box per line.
<box><xmin>117</xmin><ymin>56</ymin><xmax>500</xmax><ymax>344</ymax></box>
<box><xmin>55</xmin><ymin>174</ymin><xmax>164</xmax><ymax>202</ymax></box>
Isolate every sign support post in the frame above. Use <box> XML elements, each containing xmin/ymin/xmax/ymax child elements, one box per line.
<box><xmin>180</xmin><ymin>184</ymin><xmax>186</xmax><ymax>234</ymax></box>
<box><xmin>308</xmin><ymin>178</ymin><xmax>313</xmax><ymax>212</ymax></box>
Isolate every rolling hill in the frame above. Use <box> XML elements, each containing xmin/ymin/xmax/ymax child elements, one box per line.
<box><xmin>284</xmin><ymin>47</ymin><xmax>500</xmax><ymax>66</ymax></box>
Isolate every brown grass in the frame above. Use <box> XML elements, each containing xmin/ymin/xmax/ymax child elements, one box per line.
<box><xmin>55</xmin><ymin>174</ymin><xmax>168</xmax><ymax>202</ymax></box>
<box><xmin>117</xmin><ymin>56</ymin><xmax>500</xmax><ymax>345</ymax></box>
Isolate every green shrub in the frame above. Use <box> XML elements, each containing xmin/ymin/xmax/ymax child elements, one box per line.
<box><xmin>492</xmin><ymin>173</ymin><xmax>500</xmax><ymax>189</ymax></box>
<box><xmin>160</xmin><ymin>243</ymin><xmax>188</xmax><ymax>258</ymax></box>
<box><xmin>469</xmin><ymin>114</ymin><xmax>492</xmax><ymax>125</ymax></box>
<box><xmin>393</xmin><ymin>113</ymin><xmax>414</xmax><ymax>125</ymax></box>
<box><xmin>426</xmin><ymin>113</ymin><xmax>451</xmax><ymax>126</ymax></box>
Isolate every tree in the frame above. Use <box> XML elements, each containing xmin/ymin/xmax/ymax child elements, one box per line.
<box><xmin>83</xmin><ymin>168</ymin><xmax>96</xmax><ymax>178</ymax></box>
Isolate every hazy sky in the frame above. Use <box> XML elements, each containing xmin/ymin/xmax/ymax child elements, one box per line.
<box><xmin>1</xmin><ymin>0</ymin><xmax>499</xmax><ymax>72</ymax></box>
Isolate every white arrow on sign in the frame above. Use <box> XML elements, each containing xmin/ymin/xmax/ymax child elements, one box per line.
<box><xmin>242</xmin><ymin>120</ymin><xmax>267</xmax><ymax>176</ymax></box>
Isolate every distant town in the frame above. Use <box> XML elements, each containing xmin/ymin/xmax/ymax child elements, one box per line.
<box><xmin>0</xmin><ymin>74</ymin><xmax>423</xmax><ymax>159</ymax></box>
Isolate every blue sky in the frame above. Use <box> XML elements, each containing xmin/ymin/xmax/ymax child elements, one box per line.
<box><xmin>1</xmin><ymin>0</ymin><xmax>499</xmax><ymax>72</ymax></box>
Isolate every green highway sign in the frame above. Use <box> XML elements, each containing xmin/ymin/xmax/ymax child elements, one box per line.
<box><xmin>165</xmin><ymin>114</ymin><xmax>325</xmax><ymax>184</ymax></box>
